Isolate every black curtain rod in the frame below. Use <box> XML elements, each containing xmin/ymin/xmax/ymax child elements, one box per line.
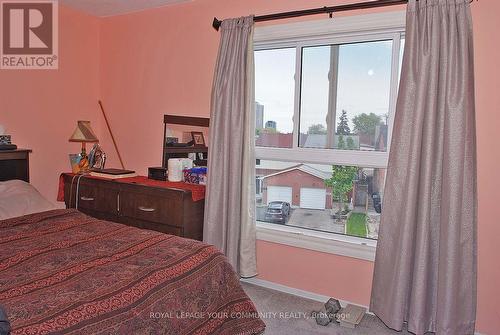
<box><xmin>212</xmin><ymin>0</ymin><xmax>408</xmax><ymax>31</ymax></box>
<box><xmin>212</xmin><ymin>0</ymin><xmax>476</xmax><ymax>31</ymax></box>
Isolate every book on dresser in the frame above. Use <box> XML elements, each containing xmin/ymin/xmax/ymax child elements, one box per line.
<box><xmin>61</xmin><ymin>173</ymin><xmax>204</xmax><ymax>241</ymax></box>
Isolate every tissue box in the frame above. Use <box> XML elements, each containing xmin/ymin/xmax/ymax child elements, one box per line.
<box><xmin>0</xmin><ymin>135</ymin><xmax>11</xmax><ymax>145</ymax></box>
<box><xmin>183</xmin><ymin>167</ymin><xmax>207</xmax><ymax>185</ymax></box>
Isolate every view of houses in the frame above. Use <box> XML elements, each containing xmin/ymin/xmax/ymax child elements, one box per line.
<box><xmin>255</xmin><ymin>102</ymin><xmax>387</xmax><ymax>239</ymax></box>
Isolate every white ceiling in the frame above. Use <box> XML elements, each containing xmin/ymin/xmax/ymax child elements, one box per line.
<box><xmin>60</xmin><ymin>0</ymin><xmax>192</xmax><ymax>17</ymax></box>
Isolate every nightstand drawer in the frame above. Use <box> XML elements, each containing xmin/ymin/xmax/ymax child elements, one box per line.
<box><xmin>119</xmin><ymin>189</ymin><xmax>183</xmax><ymax>227</ymax></box>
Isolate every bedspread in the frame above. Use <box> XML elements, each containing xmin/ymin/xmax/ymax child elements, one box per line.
<box><xmin>0</xmin><ymin>209</ymin><xmax>265</xmax><ymax>335</ymax></box>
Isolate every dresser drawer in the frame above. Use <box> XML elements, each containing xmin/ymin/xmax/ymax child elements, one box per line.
<box><xmin>119</xmin><ymin>188</ymin><xmax>183</xmax><ymax>227</ymax></box>
<box><xmin>76</xmin><ymin>180</ymin><xmax>119</xmax><ymax>215</ymax></box>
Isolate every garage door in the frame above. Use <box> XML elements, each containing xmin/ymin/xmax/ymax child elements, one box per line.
<box><xmin>300</xmin><ymin>188</ymin><xmax>326</xmax><ymax>210</ymax></box>
<box><xmin>267</xmin><ymin>186</ymin><xmax>292</xmax><ymax>205</ymax></box>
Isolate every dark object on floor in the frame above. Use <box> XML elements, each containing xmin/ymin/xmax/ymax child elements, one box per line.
<box><xmin>0</xmin><ymin>305</ymin><xmax>11</xmax><ymax>335</ymax></box>
<box><xmin>314</xmin><ymin>307</ymin><xmax>330</xmax><ymax>326</ymax></box>
<box><xmin>148</xmin><ymin>166</ymin><xmax>167</xmax><ymax>181</ymax></box>
<box><xmin>0</xmin><ymin>144</ymin><xmax>17</xmax><ymax>150</ymax></box>
<box><xmin>325</xmin><ymin>298</ymin><xmax>341</xmax><ymax>321</ymax></box>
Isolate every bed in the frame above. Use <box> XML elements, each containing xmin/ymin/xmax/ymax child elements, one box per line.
<box><xmin>0</xmin><ymin>180</ymin><xmax>265</xmax><ymax>335</ymax></box>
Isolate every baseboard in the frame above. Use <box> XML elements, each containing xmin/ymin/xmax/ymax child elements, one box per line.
<box><xmin>240</xmin><ymin>277</ymin><xmax>373</xmax><ymax>315</ymax></box>
<box><xmin>240</xmin><ymin>277</ymin><xmax>487</xmax><ymax>335</ymax></box>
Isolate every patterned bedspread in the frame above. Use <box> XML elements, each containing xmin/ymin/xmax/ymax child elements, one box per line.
<box><xmin>0</xmin><ymin>209</ymin><xmax>265</xmax><ymax>335</ymax></box>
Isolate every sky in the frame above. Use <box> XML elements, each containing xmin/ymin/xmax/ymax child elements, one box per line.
<box><xmin>254</xmin><ymin>39</ymin><xmax>398</xmax><ymax>134</ymax></box>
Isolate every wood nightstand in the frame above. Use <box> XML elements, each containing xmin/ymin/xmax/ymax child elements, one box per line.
<box><xmin>0</xmin><ymin>149</ymin><xmax>31</xmax><ymax>182</ymax></box>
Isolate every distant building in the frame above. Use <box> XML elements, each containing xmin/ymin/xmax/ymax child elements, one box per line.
<box><xmin>255</xmin><ymin>102</ymin><xmax>264</xmax><ymax>130</ymax></box>
<box><xmin>265</xmin><ymin>120</ymin><xmax>276</xmax><ymax>130</ymax></box>
<box><xmin>255</xmin><ymin>133</ymin><xmax>292</xmax><ymax>148</ymax></box>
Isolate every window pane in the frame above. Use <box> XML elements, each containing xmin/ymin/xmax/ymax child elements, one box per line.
<box><xmin>399</xmin><ymin>37</ymin><xmax>405</xmax><ymax>83</ymax></box>
<box><xmin>255</xmin><ymin>48</ymin><xmax>296</xmax><ymax>148</ymax></box>
<box><xmin>299</xmin><ymin>40</ymin><xmax>393</xmax><ymax>152</ymax></box>
<box><xmin>256</xmin><ymin>160</ymin><xmax>385</xmax><ymax>239</ymax></box>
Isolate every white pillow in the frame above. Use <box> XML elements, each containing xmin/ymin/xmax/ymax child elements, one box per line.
<box><xmin>0</xmin><ymin>180</ymin><xmax>56</xmax><ymax>220</ymax></box>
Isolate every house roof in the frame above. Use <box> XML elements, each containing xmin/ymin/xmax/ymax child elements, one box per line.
<box><xmin>261</xmin><ymin>164</ymin><xmax>331</xmax><ymax>181</ymax></box>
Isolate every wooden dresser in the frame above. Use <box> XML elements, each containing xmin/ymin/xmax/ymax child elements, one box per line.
<box><xmin>62</xmin><ymin>173</ymin><xmax>204</xmax><ymax>241</ymax></box>
<box><xmin>0</xmin><ymin>149</ymin><xmax>31</xmax><ymax>182</ymax></box>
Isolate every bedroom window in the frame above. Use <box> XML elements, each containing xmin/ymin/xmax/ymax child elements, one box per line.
<box><xmin>253</xmin><ymin>13</ymin><xmax>405</xmax><ymax>245</ymax></box>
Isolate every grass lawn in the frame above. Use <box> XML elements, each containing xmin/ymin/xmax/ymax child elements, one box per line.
<box><xmin>346</xmin><ymin>212</ymin><xmax>367</xmax><ymax>238</ymax></box>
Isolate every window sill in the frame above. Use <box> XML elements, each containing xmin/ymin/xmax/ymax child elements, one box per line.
<box><xmin>256</xmin><ymin>221</ymin><xmax>376</xmax><ymax>262</ymax></box>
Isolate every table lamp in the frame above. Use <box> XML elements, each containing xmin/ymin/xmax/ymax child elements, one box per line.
<box><xmin>69</xmin><ymin>121</ymin><xmax>98</xmax><ymax>173</ymax></box>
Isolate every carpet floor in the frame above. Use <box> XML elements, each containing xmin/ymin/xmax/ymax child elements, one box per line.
<box><xmin>242</xmin><ymin>282</ymin><xmax>416</xmax><ymax>335</ymax></box>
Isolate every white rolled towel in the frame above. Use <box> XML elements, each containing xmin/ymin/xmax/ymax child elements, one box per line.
<box><xmin>168</xmin><ymin>159</ymin><xmax>184</xmax><ymax>182</ymax></box>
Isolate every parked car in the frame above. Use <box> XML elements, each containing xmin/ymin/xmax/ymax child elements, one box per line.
<box><xmin>265</xmin><ymin>201</ymin><xmax>290</xmax><ymax>224</ymax></box>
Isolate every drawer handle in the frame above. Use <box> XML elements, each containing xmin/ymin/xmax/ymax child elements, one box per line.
<box><xmin>80</xmin><ymin>196</ymin><xmax>95</xmax><ymax>201</ymax></box>
<box><xmin>138</xmin><ymin>206</ymin><xmax>156</xmax><ymax>212</ymax></box>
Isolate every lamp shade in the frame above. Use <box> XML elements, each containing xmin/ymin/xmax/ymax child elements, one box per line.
<box><xmin>69</xmin><ymin>121</ymin><xmax>98</xmax><ymax>143</ymax></box>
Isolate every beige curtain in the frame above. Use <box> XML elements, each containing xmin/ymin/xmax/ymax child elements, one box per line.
<box><xmin>204</xmin><ymin>16</ymin><xmax>257</xmax><ymax>278</ymax></box>
<box><xmin>371</xmin><ymin>1</ymin><xmax>476</xmax><ymax>334</ymax></box>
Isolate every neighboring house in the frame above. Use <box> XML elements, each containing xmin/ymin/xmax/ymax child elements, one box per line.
<box><xmin>261</xmin><ymin>164</ymin><xmax>333</xmax><ymax>210</ymax></box>
<box><xmin>255</xmin><ymin>133</ymin><xmax>293</xmax><ymax>148</ymax></box>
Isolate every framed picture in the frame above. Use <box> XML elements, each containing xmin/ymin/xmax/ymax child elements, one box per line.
<box><xmin>191</xmin><ymin>131</ymin><xmax>205</xmax><ymax>147</ymax></box>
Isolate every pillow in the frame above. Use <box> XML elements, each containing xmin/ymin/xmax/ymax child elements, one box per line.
<box><xmin>0</xmin><ymin>180</ymin><xmax>56</xmax><ymax>220</ymax></box>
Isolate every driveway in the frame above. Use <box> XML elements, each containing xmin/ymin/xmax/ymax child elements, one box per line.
<box><xmin>287</xmin><ymin>208</ymin><xmax>345</xmax><ymax>234</ymax></box>
<box><xmin>256</xmin><ymin>206</ymin><xmax>344</xmax><ymax>234</ymax></box>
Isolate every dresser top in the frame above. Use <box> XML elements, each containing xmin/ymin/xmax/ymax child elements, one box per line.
<box><xmin>0</xmin><ymin>149</ymin><xmax>32</xmax><ymax>153</ymax></box>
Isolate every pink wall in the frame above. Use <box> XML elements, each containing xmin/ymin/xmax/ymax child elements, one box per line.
<box><xmin>256</xmin><ymin>240</ymin><xmax>374</xmax><ymax>304</ymax></box>
<box><xmin>99</xmin><ymin>2</ymin><xmax>500</xmax><ymax>333</ymax></box>
<box><xmin>0</xmin><ymin>5</ymin><xmax>101</xmax><ymax>204</ymax></box>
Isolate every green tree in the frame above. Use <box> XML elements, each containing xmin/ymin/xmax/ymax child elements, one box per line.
<box><xmin>337</xmin><ymin>135</ymin><xmax>346</xmax><ymax>149</ymax></box>
<box><xmin>336</xmin><ymin>110</ymin><xmax>351</xmax><ymax>135</ymax></box>
<box><xmin>307</xmin><ymin>124</ymin><xmax>327</xmax><ymax>135</ymax></box>
<box><xmin>352</xmin><ymin>113</ymin><xmax>382</xmax><ymax>137</ymax></box>
<box><xmin>325</xmin><ymin>165</ymin><xmax>358</xmax><ymax>213</ymax></box>
<box><xmin>346</xmin><ymin>136</ymin><xmax>356</xmax><ymax>150</ymax></box>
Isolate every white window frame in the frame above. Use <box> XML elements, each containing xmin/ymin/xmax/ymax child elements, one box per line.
<box><xmin>254</xmin><ymin>11</ymin><xmax>406</xmax><ymax>261</ymax></box>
